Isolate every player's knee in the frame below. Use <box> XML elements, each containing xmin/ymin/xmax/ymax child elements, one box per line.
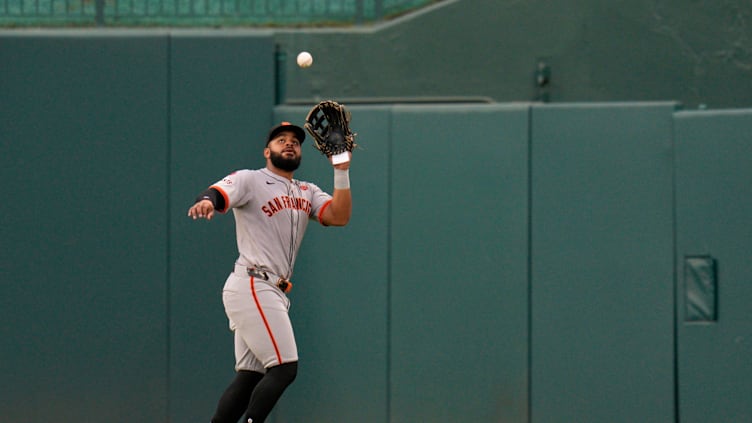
<box><xmin>268</xmin><ymin>361</ymin><xmax>298</xmax><ymax>386</ymax></box>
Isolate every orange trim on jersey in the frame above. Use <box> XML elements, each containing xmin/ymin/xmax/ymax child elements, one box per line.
<box><xmin>250</xmin><ymin>276</ymin><xmax>284</xmax><ymax>365</ymax></box>
<box><xmin>317</xmin><ymin>199</ymin><xmax>333</xmax><ymax>226</ymax></box>
<box><xmin>210</xmin><ymin>185</ymin><xmax>230</xmax><ymax>213</ymax></box>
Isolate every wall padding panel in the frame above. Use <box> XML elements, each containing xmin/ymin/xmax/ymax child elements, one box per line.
<box><xmin>168</xmin><ymin>33</ymin><xmax>276</xmax><ymax>423</ymax></box>
<box><xmin>674</xmin><ymin>109</ymin><xmax>752</xmax><ymax>423</ymax></box>
<box><xmin>389</xmin><ymin>104</ymin><xmax>530</xmax><ymax>423</ymax></box>
<box><xmin>269</xmin><ymin>105</ymin><xmax>392</xmax><ymax>423</ymax></box>
<box><xmin>530</xmin><ymin>103</ymin><xmax>677</xmax><ymax>423</ymax></box>
<box><xmin>0</xmin><ymin>33</ymin><xmax>169</xmax><ymax>422</ymax></box>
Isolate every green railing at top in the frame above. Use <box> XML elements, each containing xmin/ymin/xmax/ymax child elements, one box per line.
<box><xmin>0</xmin><ymin>0</ymin><xmax>440</xmax><ymax>26</ymax></box>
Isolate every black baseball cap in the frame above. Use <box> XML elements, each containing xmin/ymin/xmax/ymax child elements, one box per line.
<box><xmin>267</xmin><ymin>121</ymin><xmax>306</xmax><ymax>145</ymax></box>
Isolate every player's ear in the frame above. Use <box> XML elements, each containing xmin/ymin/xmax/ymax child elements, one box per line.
<box><xmin>263</xmin><ymin>147</ymin><xmax>270</xmax><ymax>159</ymax></box>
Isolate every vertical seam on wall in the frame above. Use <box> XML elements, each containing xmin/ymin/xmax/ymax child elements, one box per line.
<box><xmin>165</xmin><ymin>33</ymin><xmax>173</xmax><ymax>423</ymax></box>
<box><xmin>670</xmin><ymin>110</ymin><xmax>679</xmax><ymax>423</ymax></box>
<box><xmin>526</xmin><ymin>105</ymin><xmax>533</xmax><ymax>423</ymax></box>
<box><xmin>386</xmin><ymin>106</ymin><xmax>393</xmax><ymax>423</ymax></box>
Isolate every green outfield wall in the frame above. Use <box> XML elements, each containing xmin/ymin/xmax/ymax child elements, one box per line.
<box><xmin>1</xmin><ymin>33</ymin><xmax>751</xmax><ymax>423</ymax></box>
<box><xmin>275</xmin><ymin>0</ymin><xmax>752</xmax><ymax>110</ymax></box>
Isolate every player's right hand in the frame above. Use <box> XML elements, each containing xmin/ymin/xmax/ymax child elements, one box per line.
<box><xmin>188</xmin><ymin>199</ymin><xmax>215</xmax><ymax>220</ymax></box>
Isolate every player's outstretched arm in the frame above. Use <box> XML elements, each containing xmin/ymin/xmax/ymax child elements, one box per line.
<box><xmin>188</xmin><ymin>199</ymin><xmax>216</xmax><ymax>221</ymax></box>
<box><xmin>320</xmin><ymin>154</ymin><xmax>352</xmax><ymax>227</ymax></box>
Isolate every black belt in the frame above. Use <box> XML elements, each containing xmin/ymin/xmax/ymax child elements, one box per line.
<box><xmin>246</xmin><ymin>267</ymin><xmax>270</xmax><ymax>280</ymax></box>
<box><xmin>243</xmin><ymin>266</ymin><xmax>293</xmax><ymax>293</ymax></box>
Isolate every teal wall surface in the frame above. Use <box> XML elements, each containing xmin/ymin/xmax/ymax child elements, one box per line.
<box><xmin>168</xmin><ymin>32</ymin><xmax>277</xmax><ymax>423</ymax></box>
<box><xmin>388</xmin><ymin>104</ymin><xmax>530</xmax><ymax>423</ymax></box>
<box><xmin>674</xmin><ymin>110</ymin><xmax>752</xmax><ymax>423</ymax></box>
<box><xmin>2</xmin><ymin>32</ymin><xmax>752</xmax><ymax>423</ymax></box>
<box><xmin>276</xmin><ymin>0</ymin><xmax>752</xmax><ymax>110</ymax></box>
<box><xmin>0</xmin><ymin>31</ymin><xmax>276</xmax><ymax>423</ymax></box>
<box><xmin>530</xmin><ymin>103</ymin><xmax>677</xmax><ymax>423</ymax></box>
<box><xmin>270</xmin><ymin>104</ymin><xmax>531</xmax><ymax>423</ymax></box>
<box><xmin>269</xmin><ymin>105</ymin><xmax>393</xmax><ymax>423</ymax></box>
<box><xmin>1</xmin><ymin>33</ymin><xmax>171</xmax><ymax>421</ymax></box>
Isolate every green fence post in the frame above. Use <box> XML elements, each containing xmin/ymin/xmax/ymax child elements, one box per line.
<box><xmin>356</xmin><ymin>0</ymin><xmax>364</xmax><ymax>24</ymax></box>
<box><xmin>95</xmin><ymin>0</ymin><xmax>104</xmax><ymax>25</ymax></box>
<box><xmin>275</xmin><ymin>44</ymin><xmax>286</xmax><ymax>105</ymax></box>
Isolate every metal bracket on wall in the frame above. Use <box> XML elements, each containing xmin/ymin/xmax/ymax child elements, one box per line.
<box><xmin>534</xmin><ymin>59</ymin><xmax>551</xmax><ymax>103</ymax></box>
<box><xmin>684</xmin><ymin>255</ymin><xmax>718</xmax><ymax>323</ymax></box>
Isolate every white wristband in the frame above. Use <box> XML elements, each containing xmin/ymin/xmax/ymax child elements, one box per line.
<box><xmin>333</xmin><ymin>168</ymin><xmax>350</xmax><ymax>190</ymax></box>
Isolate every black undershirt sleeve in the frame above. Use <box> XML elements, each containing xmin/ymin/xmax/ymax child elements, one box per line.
<box><xmin>194</xmin><ymin>187</ymin><xmax>225</xmax><ymax>211</ymax></box>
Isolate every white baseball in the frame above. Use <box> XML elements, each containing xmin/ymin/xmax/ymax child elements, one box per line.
<box><xmin>297</xmin><ymin>51</ymin><xmax>313</xmax><ymax>68</ymax></box>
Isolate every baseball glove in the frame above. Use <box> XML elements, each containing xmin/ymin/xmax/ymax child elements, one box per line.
<box><xmin>304</xmin><ymin>100</ymin><xmax>357</xmax><ymax>157</ymax></box>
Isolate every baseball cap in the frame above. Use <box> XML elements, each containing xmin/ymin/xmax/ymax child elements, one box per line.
<box><xmin>267</xmin><ymin>121</ymin><xmax>306</xmax><ymax>145</ymax></box>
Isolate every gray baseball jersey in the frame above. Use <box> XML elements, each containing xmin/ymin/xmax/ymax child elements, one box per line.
<box><xmin>211</xmin><ymin>167</ymin><xmax>333</xmax><ymax>370</ymax></box>
<box><xmin>211</xmin><ymin>168</ymin><xmax>333</xmax><ymax>279</ymax></box>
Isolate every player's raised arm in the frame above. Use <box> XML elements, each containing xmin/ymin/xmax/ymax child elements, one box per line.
<box><xmin>320</xmin><ymin>154</ymin><xmax>352</xmax><ymax>226</ymax></box>
<box><xmin>304</xmin><ymin>100</ymin><xmax>356</xmax><ymax>227</ymax></box>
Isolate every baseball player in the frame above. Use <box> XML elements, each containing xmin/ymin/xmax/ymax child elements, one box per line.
<box><xmin>187</xmin><ymin>122</ymin><xmax>353</xmax><ymax>423</ymax></box>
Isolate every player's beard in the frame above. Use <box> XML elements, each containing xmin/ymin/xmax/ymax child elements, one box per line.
<box><xmin>270</xmin><ymin>150</ymin><xmax>301</xmax><ymax>172</ymax></box>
